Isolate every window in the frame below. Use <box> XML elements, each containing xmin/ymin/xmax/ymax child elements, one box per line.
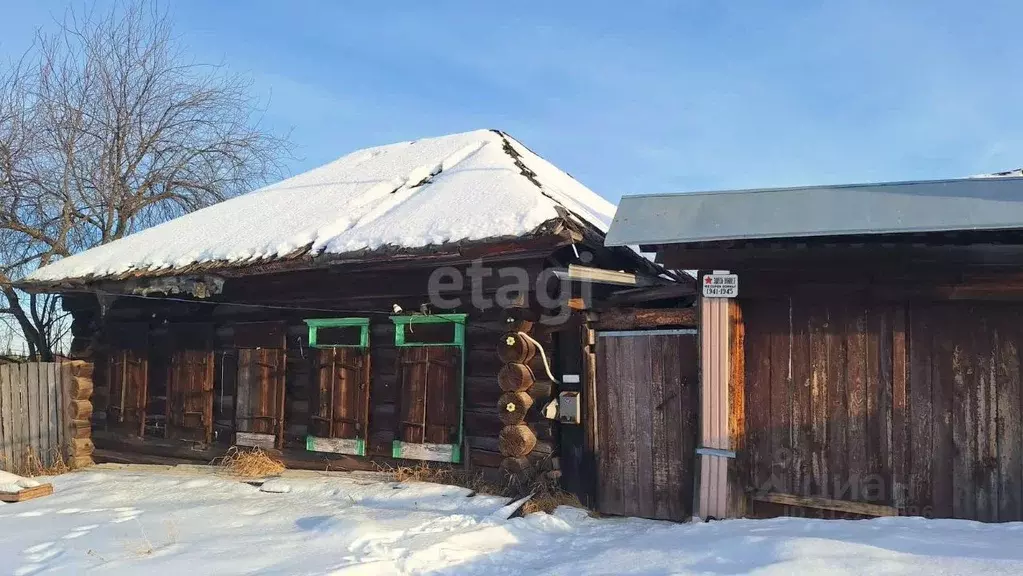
<box><xmin>391</xmin><ymin>314</ymin><xmax>466</xmax><ymax>463</ymax></box>
<box><xmin>304</xmin><ymin>318</ymin><xmax>371</xmax><ymax>456</ymax></box>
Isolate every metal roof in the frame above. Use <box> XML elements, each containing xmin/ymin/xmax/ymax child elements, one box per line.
<box><xmin>605</xmin><ymin>176</ymin><xmax>1023</xmax><ymax>246</ymax></box>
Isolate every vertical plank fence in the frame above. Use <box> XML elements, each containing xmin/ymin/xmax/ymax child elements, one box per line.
<box><xmin>0</xmin><ymin>361</ymin><xmax>94</xmax><ymax>474</ymax></box>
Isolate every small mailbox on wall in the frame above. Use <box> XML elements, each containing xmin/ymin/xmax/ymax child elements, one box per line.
<box><xmin>559</xmin><ymin>391</ymin><xmax>581</xmax><ymax>424</ymax></box>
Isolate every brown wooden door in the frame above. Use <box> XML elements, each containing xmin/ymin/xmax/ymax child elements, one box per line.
<box><xmin>595</xmin><ymin>329</ymin><xmax>698</xmax><ymax>521</ymax></box>
<box><xmin>168</xmin><ymin>350</ymin><xmax>215</xmax><ymax>443</ymax></box>
<box><xmin>235</xmin><ymin>348</ymin><xmax>287</xmax><ymax>447</ymax></box>
<box><xmin>396</xmin><ymin>346</ymin><xmax>461</xmax><ymax>445</ymax></box>
<box><xmin>107</xmin><ymin>349</ymin><xmax>149</xmax><ymax>437</ymax></box>
<box><xmin>310</xmin><ymin>347</ymin><xmax>371</xmax><ymax>439</ymax></box>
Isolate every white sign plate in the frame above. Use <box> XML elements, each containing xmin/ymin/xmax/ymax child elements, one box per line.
<box><xmin>702</xmin><ymin>273</ymin><xmax>738</xmax><ymax>298</ymax></box>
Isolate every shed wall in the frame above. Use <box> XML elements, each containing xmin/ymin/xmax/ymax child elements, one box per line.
<box><xmin>742</xmin><ymin>297</ymin><xmax>1023</xmax><ymax>521</ymax></box>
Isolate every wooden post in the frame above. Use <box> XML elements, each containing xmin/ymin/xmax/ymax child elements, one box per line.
<box><xmin>727</xmin><ymin>300</ymin><xmax>747</xmax><ymax>517</ymax></box>
<box><xmin>697</xmin><ymin>293</ymin><xmax>733</xmax><ymax>519</ymax></box>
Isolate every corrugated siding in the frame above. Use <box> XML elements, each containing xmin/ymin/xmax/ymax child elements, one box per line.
<box><xmin>699</xmin><ymin>297</ymin><xmax>730</xmax><ymax>518</ymax></box>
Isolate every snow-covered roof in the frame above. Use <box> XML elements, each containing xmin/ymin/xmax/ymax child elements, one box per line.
<box><xmin>27</xmin><ymin>129</ymin><xmax>616</xmax><ymax>284</ymax></box>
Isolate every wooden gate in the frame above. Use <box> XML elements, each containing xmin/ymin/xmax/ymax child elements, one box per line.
<box><xmin>595</xmin><ymin>329</ymin><xmax>699</xmax><ymax>521</ymax></box>
<box><xmin>235</xmin><ymin>349</ymin><xmax>287</xmax><ymax>449</ymax></box>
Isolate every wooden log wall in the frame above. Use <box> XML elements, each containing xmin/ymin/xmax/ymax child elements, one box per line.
<box><xmin>743</xmin><ymin>297</ymin><xmax>1023</xmax><ymax>522</ymax></box>
<box><xmin>61</xmin><ymin>261</ymin><xmax>569</xmax><ymax>479</ymax></box>
<box><xmin>67</xmin><ymin>361</ymin><xmax>96</xmax><ymax>468</ymax></box>
<box><xmin>496</xmin><ymin>310</ymin><xmax>559</xmax><ymax>490</ymax></box>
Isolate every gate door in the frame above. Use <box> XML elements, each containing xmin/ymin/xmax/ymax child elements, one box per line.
<box><xmin>168</xmin><ymin>349</ymin><xmax>215</xmax><ymax>443</ymax></box>
<box><xmin>595</xmin><ymin>329</ymin><xmax>698</xmax><ymax>521</ymax></box>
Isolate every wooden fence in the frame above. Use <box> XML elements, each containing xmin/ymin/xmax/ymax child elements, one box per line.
<box><xmin>0</xmin><ymin>362</ymin><xmax>94</xmax><ymax>473</ymax></box>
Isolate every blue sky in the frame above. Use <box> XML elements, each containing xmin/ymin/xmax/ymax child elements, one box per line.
<box><xmin>2</xmin><ymin>1</ymin><xmax>1022</xmax><ymax>204</ymax></box>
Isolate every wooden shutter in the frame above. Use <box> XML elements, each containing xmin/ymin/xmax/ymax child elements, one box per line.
<box><xmin>235</xmin><ymin>348</ymin><xmax>287</xmax><ymax>448</ymax></box>
<box><xmin>168</xmin><ymin>349</ymin><xmax>215</xmax><ymax>443</ymax></box>
<box><xmin>310</xmin><ymin>347</ymin><xmax>370</xmax><ymax>440</ymax></box>
<box><xmin>396</xmin><ymin>346</ymin><xmax>461</xmax><ymax>445</ymax></box>
<box><xmin>107</xmin><ymin>349</ymin><xmax>149</xmax><ymax>437</ymax></box>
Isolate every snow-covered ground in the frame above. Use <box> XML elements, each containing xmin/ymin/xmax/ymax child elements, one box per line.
<box><xmin>3</xmin><ymin>468</ymin><xmax>1023</xmax><ymax>575</ymax></box>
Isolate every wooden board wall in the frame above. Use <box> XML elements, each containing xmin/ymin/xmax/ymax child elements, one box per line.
<box><xmin>742</xmin><ymin>298</ymin><xmax>1023</xmax><ymax>522</ymax></box>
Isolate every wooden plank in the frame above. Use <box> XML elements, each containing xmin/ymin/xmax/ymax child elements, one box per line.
<box><xmin>787</xmin><ymin>301</ymin><xmax>811</xmax><ymax>498</ymax></box>
<box><xmin>930</xmin><ymin>305</ymin><xmax>955</xmax><ymax>519</ymax></box>
<box><xmin>769</xmin><ymin>299</ymin><xmax>791</xmax><ymax>494</ymax></box>
<box><xmin>397</xmin><ymin>347</ymin><xmax>428</xmax><ymax>444</ymax></box>
<box><xmin>951</xmin><ymin>305</ymin><xmax>976</xmax><ymax>520</ymax></box>
<box><xmin>424</xmin><ymin>347</ymin><xmax>460</xmax><ymax>445</ymax></box>
<box><xmin>17</xmin><ymin>365</ymin><xmax>30</xmax><ymax>467</ymax></box>
<box><xmin>27</xmin><ymin>363</ymin><xmax>42</xmax><ymax>465</ymax></box>
<box><xmin>679</xmin><ymin>332</ymin><xmax>699</xmax><ymax>520</ymax></box>
<box><xmin>975</xmin><ymin>308</ymin><xmax>998</xmax><ymax>522</ymax></box>
<box><xmin>235</xmin><ymin>431</ymin><xmax>275</xmax><ymax>450</ymax></box>
<box><xmin>595</xmin><ymin>335</ymin><xmax>623</xmax><ymax>516</ymax></box>
<box><xmin>0</xmin><ymin>365</ymin><xmax>12</xmax><ymax>469</ymax></box>
<box><xmin>908</xmin><ymin>303</ymin><xmax>934</xmax><ymax>517</ymax></box>
<box><xmin>618</xmin><ymin>336</ymin><xmax>640</xmax><ymax>517</ymax></box>
<box><xmin>58</xmin><ymin>362</ymin><xmax>73</xmax><ymax>461</ymax></box>
<box><xmin>872</xmin><ymin>306</ymin><xmax>893</xmax><ymax>505</ymax></box>
<box><xmin>827</xmin><ymin>303</ymin><xmax>849</xmax><ymax>499</ymax></box>
<box><xmin>891</xmin><ymin>305</ymin><xmax>909</xmax><ymax>512</ymax></box>
<box><xmin>743</xmin><ymin>303</ymin><xmax>770</xmax><ymax>496</ymax></box>
<box><xmin>845</xmin><ymin>306</ymin><xmax>867</xmax><ymax>502</ymax></box>
<box><xmin>633</xmin><ymin>335</ymin><xmax>655</xmax><ymax>519</ymax></box>
<box><xmin>583</xmin><ymin>328</ymin><xmax>599</xmax><ymax>509</ymax></box>
<box><xmin>236</xmin><ymin>349</ymin><xmax>253</xmax><ymax>433</ymax></box>
<box><xmin>996</xmin><ymin>306</ymin><xmax>1023</xmax><ymax>521</ymax></box>
<box><xmin>593</xmin><ymin>308</ymin><xmax>697</xmax><ymax>331</ymax></box>
<box><xmin>46</xmin><ymin>363</ymin><xmax>59</xmax><ymax>467</ymax></box>
<box><xmin>0</xmin><ymin>483</ymin><xmax>54</xmax><ymax>503</ymax></box>
<box><xmin>807</xmin><ymin>302</ymin><xmax>829</xmax><ymax>498</ymax></box>
<box><xmin>727</xmin><ymin>300</ymin><xmax>747</xmax><ymax>517</ymax></box>
<box><xmin>753</xmin><ymin>491</ymin><xmax>897</xmax><ymax>517</ymax></box>
<box><xmin>649</xmin><ymin>333</ymin><xmax>670</xmax><ymax>519</ymax></box>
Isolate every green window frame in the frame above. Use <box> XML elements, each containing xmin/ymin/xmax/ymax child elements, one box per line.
<box><xmin>304</xmin><ymin>317</ymin><xmax>369</xmax><ymax>349</ymax></box>
<box><xmin>304</xmin><ymin>317</ymin><xmax>370</xmax><ymax>456</ymax></box>
<box><xmin>390</xmin><ymin>313</ymin><xmax>466</xmax><ymax>463</ymax></box>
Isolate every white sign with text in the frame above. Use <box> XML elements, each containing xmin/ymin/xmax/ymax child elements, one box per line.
<box><xmin>702</xmin><ymin>273</ymin><xmax>738</xmax><ymax>298</ymax></box>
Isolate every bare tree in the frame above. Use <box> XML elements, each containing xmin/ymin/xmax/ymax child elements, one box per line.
<box><xmin>0</xmin><ymin>2</ymin><xmax>290</xmax><ymax>360</ymax></box>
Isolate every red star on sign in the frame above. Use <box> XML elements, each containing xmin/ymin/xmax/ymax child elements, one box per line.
<box><xmin>704</xmin><ymin>275</ymin><xmax>713</xmax><ymax>284</ymax></box>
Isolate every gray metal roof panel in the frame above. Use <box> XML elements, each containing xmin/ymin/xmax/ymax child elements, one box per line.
<box><xmin>605</xmin><ymin>177</ymin><xmax>1023</xmax><ymax>246</ymax></box>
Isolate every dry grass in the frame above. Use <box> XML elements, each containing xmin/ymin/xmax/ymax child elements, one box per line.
<box><xmin>212</xmin><ymin>446</ymin><xmax>285</xmax><ymax>478</ymax></box>
<box><xmin>520</xmin><ymin>478</ymin><xmax>586</xmax><ymax>516</ymax></box>
<box><xmin>0</xmin><ymin>446</ymin><xmax>73</xmax><ymax>477</ymax></box>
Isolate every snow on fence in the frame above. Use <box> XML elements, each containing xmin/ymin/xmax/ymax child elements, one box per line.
<box><xmin>0</xmin><ymin>361</ymin><xmax>95</xmax><ymax>474</ymax></box>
